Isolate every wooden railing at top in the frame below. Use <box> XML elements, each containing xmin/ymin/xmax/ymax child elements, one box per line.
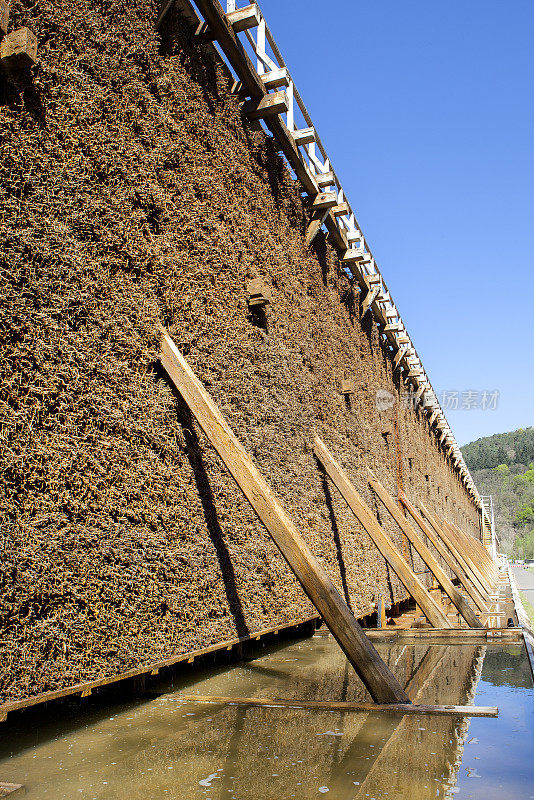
<box><xmin>156</xmin><ymin>0</ymin><xmax>482</xmax><ymax>512</ymax></box>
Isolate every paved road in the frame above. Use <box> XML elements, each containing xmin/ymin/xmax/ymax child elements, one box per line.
<box><xmin>512</xmin><ymin>565</ymin><xmax>534</xmax><ymax>608</ymax></box>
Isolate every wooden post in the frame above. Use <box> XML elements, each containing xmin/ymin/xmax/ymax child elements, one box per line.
<box><xmin>312</xmin><ymin>437</ymin><xmax>451</xmax><ymax>629</ymax></box>
<box><xmin>399</xmin><ymin>493</ymin><xmax>489</xmax><ymax>614</ymax></box>
<box><xmin>418</xmin><ymin>504</ymin><xmax>492</xmax><ymax>601</ymax></box>
<box><xmin>368</xmin><ymin>474</ymin><xmax>482</xmax><ymax>628</ymax></box>
<box><xmin>160</xmin><ymin>331</ymin><xmax>409</xmax><ymax>704</ymax></box>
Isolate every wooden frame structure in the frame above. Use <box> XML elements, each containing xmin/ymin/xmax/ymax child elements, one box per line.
<box><xmin>155</xmin><ymin>0</ymin><xmax>482</xmax><ymax>509</ymax></box>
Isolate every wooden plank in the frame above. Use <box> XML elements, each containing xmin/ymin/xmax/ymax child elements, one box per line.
<box><xmin>312</xmin><ymin>437</ymin><xmax>452</xmax><ymax>629</ymax></box>
<box><xmin>419</xmin><ymin>505</ymin><xmax>493</xmax><ymax>600</ymax></box>
<box><xmin>365</xmin><ymin>627</ymin><xmax>522</xmax><ymax>641</ymax></box>
<box><xmin>399</xmin><ymin>493</ymin><xmax>490</xmax><ymax>614</ymax></box>
<box><xmin>176</xmin><ymin>694</ymin><xmax>498</xmax><ymax>717</ymax></box>
<box><xmin>160</xmin><ymin>331</ymin><xmax>409</xmax><ymax>704</ymax></box>
<box><xmin>243</xmin><ymin>90</ymin><xmax>288</xmax><ymax>119</ymax></box>
<box><xmin>368</xmin><ymin>474</ymin><xmax>483</xmax><ymax>628</ymax></box>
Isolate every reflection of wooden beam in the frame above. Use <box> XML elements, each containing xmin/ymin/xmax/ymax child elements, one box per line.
<box><xmin>399</xmin><ymin>494</ymin><xmax>490</xmax><ymax>614</ymax></box>
<box><xmin>365</xmin><ymin>627</ymin><xmax>521</xmax><ymax>641</ymax></box>
<box><xmin>404</xmin><ymin>645</ymin><xmax>448</xmax><ymax>700</ymax></box>
<box><xmin>160</xmin><ymin>331</ymin><xmax>408</xmax><ymax>704</ymax></box>
<box><xmin>176</xmin><ymin>694</ymin><xmax>498</xmax><ymax>717</ymax></box>
<box><xmin>313</xmin><ymin>438</ymin><xmax>451</xmax><ymax>629</ymax></box>
<box><xmin>368</xmin><ymin>474</ymin><xmax>482</xmax><ymax>628</ymax></box>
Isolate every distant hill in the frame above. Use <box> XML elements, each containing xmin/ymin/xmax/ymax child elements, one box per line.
<box><xmin>461</xmin><ymin>428</ymin><xmax>534</xmax><ymax>557</ymax></box>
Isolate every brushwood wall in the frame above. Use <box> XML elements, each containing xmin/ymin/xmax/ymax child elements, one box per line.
<box><xmin>0</xmin><ymin>0</ymin><xmax>481</xmax><ymax>702</ymax></box>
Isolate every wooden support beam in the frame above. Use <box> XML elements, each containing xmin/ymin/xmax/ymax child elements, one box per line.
<box><xmin>176</xmin><ymin>694</ymin><xmax>498</xmax><ymax>717</ymax></box>
<box><xmin>362</xmin><ymin>287</ymin><xmax>379</xmax><ymax>317</ymax></box>
<box><xmin>316</xmin><ymin>170</ymin><xmax>335</xmax><ymax>188</ymax></box>
<box><xmin>243</xmin><ymin>90</ymin><xmax>288</xmax><ymax>119</ymax></box>
<box><xmin>260</xmin><ymin>67</ymin><xmax>289</xmax><ymax>89</ymax></box>
<box><xmin>452</xmin><ymin>521</ymin><xmax>498</xmax><ymax>582</ymax></box>
<box><xmin>418</xmin><ymin>504</ymin><xmax>492</xmax><ymax>602</ymax></box>
<box><xmin>304</xmin><ymin>209</ymin><xmax>328</xmax><ymax>247</ymax></box>
<box><xmin>331</xmin><ymin>202</ymin><xmax>349</xmax><ymax>217</ymax></box>
<box><xmin>342</xmin><ymin>247</ymin><xmax>371</xmax><ymax>264</ymax></box>
<box><xmin>393</xmin><ymin>345</ymin><xmax>408</xmax><ymax>370</ymax></box>
<box><xmin>399</xmin><ymin>493</ymin><xmax>490</xmax><ymax>614</ymax></box>
<box><xmin>311</xmin><ymin>191</ymin><xmax>337</xmax><ymax>210</ymax></box>
<box><xmin>227</xmin><ymin>3</ymin><xmax>261</xmax><ymax>32</ymax></box>
<box><xmin>160</xmin><ymin>331</ymin><xmax>409</xmax><ymax>704</ymax></box>
<box><xmin>368</xmin><ymin>473</ymin><xmax>483</xmax><ymax>628</ymax></box>
<box><xmin>292</xmin><ymin>126</ymin><xmax>315</xmax><ymax>145</ymax></box>
<box><xmin>312</xmin><ymin>437</ymin><xmax>452</xmax><ymax>629</ymax></box>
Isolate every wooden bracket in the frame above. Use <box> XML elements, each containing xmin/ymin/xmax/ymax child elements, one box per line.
<box><xmin>243</xmin><ymin>90</ymin><xmax>288</xmax><ymax>119</ymax></box>
<box><xmin>0</xmin><ymin>27</ymin><xmax>37</xmax><ymax>70</ymax></box>
<box><xmin>311</xmin><ymin>191</ymin><xmax>337</xmax><ymax>210</ymax></box>
<box><xmin>227</xmin><ymin>3</ymin><xmax>261</xmax><ymax>32</ymax></box>
<box><xmin>292</xmin><ymin>126</ymin><xmax>315</xmax><ymax>145</ymax></box>
<box><xmin>341</xmin><ymin>378</ymin><xmax>354</xmax><ymax>395</ymax></box>
<box><xmin>247</xmin><ymin>277</ymin><xmax>271</xmax><ymax>306</ymax></box>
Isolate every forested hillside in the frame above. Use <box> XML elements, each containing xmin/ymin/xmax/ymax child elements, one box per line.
<box><xmin>462</xmin><ymin>428</ymin><xmax>534</xmax><ymax>556</ymax></box>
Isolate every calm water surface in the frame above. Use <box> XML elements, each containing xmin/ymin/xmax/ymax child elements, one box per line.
<box><xmin>0</xmin><ymin>633</ymin><xmax>533</xmax><ymax>799</ymax></box>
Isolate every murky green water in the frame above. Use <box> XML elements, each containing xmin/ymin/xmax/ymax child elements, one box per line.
<box><xmin>1</xmin><ymin>633</ymin><xmax>533</xmax><ymax>799</ymax></box>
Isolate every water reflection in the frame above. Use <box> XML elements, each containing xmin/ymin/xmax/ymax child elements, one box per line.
<box><xmin>0</xmin><ymin>637</ymin><xmax>532</xmax><ymax>800</ymax></box>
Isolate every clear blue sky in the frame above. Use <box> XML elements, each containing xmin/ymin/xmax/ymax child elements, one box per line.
<box><xmin>260</xmin><ymin>0</ymin><xmax>533</xmax><ymax>446</ymax></box>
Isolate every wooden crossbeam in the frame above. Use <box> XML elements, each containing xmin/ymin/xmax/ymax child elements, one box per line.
<box><xmin>304</xmin><ymin>209</ymin><xmax>329</xmax><ymax>247</ymax></box>
<box><xmin>368</xmin><ymin>474</ymin><xmax>482</xmax><ymax>628</ymax></box>
<box><xmin>399</xmin><ymin>494</ymin><xmax>490</xmax><ymax>614</ymax></box>
<box><xmin>160</xmin><ymin>331</ymin><xmax>409</xmax><ymax>704</ymax></box>
<box><xmin>313</xmin><ymin>438</ymin><xmax>452</xmax><ymax>629</ymax></box>
<box><xmin>176</xmin><ymin>694</ymin><xmax>498</xmax><ymax>717</ymax></box>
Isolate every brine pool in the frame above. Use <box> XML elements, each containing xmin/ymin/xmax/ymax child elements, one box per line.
<box><xmin>1</xmin><ymin>631</ymin><xmax>533</xmax><ymax>800</ymax></box>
